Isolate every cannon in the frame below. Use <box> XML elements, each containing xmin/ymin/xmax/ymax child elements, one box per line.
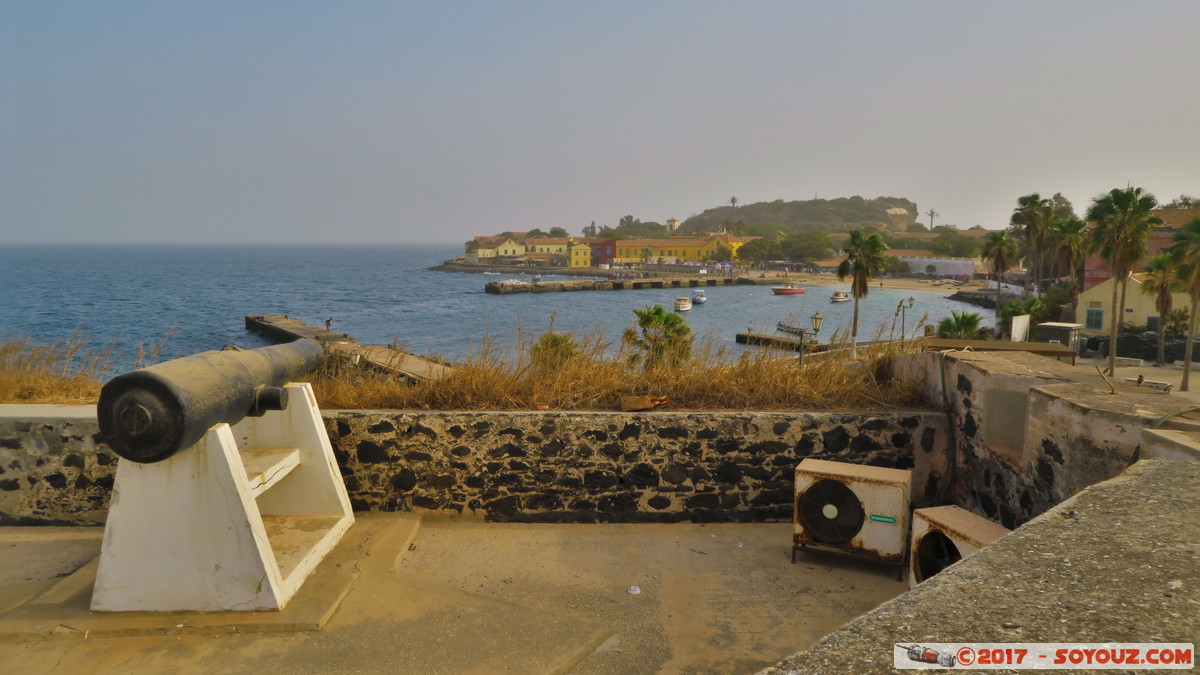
<box><xmin>98</xmin><ymin>339</ymin><xmax>324</xmax><ymax>463</ymax></box>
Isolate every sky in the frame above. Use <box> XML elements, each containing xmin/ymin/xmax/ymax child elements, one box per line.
<box><xmin>3</xmin><ymin>1</ymin><xmax>1198</xmax><ymax>245</ymax></box>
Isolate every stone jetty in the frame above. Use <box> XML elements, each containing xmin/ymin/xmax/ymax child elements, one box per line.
<box><xmin>485</xmin><ymin>276</ymin><xmax>752</xmax><ymax>294</ymax></box>
<box><xmin>245</xmin><ymin>314</ymin><xmax>451</xmax><ymax>382</ymax></box>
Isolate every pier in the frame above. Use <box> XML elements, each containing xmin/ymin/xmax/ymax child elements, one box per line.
<box><xmin>245</xmin><ymin>314</ymin><xmax>452</xmax><ymax>382</ymax></box>
<box><xmin>485</xmin><ymin>276</ymin><xmax>754</xmax><ymax>294</ymax></box>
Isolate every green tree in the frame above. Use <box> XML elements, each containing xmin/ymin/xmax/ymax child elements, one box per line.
<box><xmin>936</xmin><ymin>311</ymin><xmax>983</xmax><ymax>339</ymax></box>
<box><xmin>884</xmin><ymin>257</ymin><xmax>910</xmax><ymax>275</ymax></box>
<box><xmin>582</xmin><ymin>221</ymin><xmax>598</xmax><ymax>237</ymax></box>
<box><xmin>1046</xmin><ymin>217</ymin><xmax>1089</xmax><ymax>295</ymax></box>
<box><xmin>836</xmin><ymin>229</ymin><xmax>889</xmax><ymax>358</ymax></box>
<box><xmin>464</xmin><ymin>239</ymin><xmax>479</xmax><ymax>253</ymax></box>
<box><xmin>1050</xmin><ymin>192</ymin><xmax>1077</xmax><ymax>220</ymax></box>
<box><xmin>704</xmin><ymin>244</ymin><xmax>733</xmax><ymax>262</ymax></box>
<box><xmin>780</xmin><ymin>232</ymin><xmax>831</xmax><ymax>263</ymax></box>
<box><xmin>905</xmin><ymin>223</ymin><xmax>929</xmax><ymax>233</ymax></box>
<box><xmin>736</xmin><ymin>238</ymin><xmax>783</xmax><ymax>263</ymax></box>
<box><xmin>1011</xmin><ymin>194</ymin><xmax>1052</xmax><ymax>299</ymax></box>
<box><xmin>1142</xmin><ymin>254</ymin><xmax>1182</xmax><ymax>366</ymax></box>
<box><xmin>1162</xmin><ymin>194</ymin><xmax>1196</xmax><ymax>209</ymax></box>
<box><xmin>529</xmin><ymin>331</ymin><xmax>581</xmax><ymax>370</ymax></box>
<box><xmin>547</xmin><ymin>227</ymin><xmax>569</xmax><ymax>238</ymax></box>
<box><xmin>925</xmin><ymin>208</ymin><xmax>938</xmax><ymax>228</ymax></box>
<box><xmin>1166</xmin><ymin>217</ymin><xmax>1200</xmax><ymax>390</ymax></box>
<box><xmin>981</xmin><ymin>231</ymin><xmax>1018</xmax><ymax>324</ymax></box>
<box><xmin>621</xmin><ymin>305</ymin><xmax>693</xmax><ymax>368</ymax></box>
<box><xmin>1087</xmin><ymin>186</ymin><xmax>1163</xmax><ymax>375</ymax></box>
<box><xmin>999</xmin><ymin>298</ymin><xmax>1048</xmax><ymax>339</ymax></box>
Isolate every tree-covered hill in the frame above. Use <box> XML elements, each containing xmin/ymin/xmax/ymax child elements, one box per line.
<box><xmin>678</xmin><ymin>195</ymin><xmax>919</xmax><ymax>237</ymax></box>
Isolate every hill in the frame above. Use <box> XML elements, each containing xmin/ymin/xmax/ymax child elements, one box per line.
<box><xmin>678</xmin><ymin>196</ymin><xmax>919</xmax><ymax>237</ymax></box>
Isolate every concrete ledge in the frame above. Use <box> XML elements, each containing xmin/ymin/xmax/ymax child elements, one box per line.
<box><xmin>763</xmin><ymin>459</ymin><xmax>1200</xmax><ymax>674</ymax></box>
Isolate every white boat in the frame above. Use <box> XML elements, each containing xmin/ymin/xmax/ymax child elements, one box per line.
<box><xmin>691</xmin><ymin>291</ymin><xmax>707</xmax><ymax>304</ymax></box>
<box><xmin>673</xmin><ymin>296</ymin><xmax>693</xmax><ymax>312</ymax></box>
<box><xmin>831</xmin><ymin>290</ymin><xmax>851</xmax><ymax>303</ymax></box>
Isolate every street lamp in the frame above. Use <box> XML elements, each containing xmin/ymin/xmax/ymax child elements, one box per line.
<box><xmin>897</xmin><ymin>296</ymin><xmax>915</xmax><ymax>339</ymax></box>
<box><xmin>798</xmin><ymin>311</ymin><xmax>825</xmax><ymax>367</ymax></box>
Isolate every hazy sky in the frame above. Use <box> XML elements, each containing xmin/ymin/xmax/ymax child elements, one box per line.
<box><xmin>4</xmin><ymin>1</ymin><xmax>1198</xmax><ymax>245</ymax></box>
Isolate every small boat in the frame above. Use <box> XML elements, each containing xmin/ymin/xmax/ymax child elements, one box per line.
<box><xmin>776</xmin><ymin>321</ymin><xmax>805</xmax><ymax>335</ymax></box>
<box><xmin>673</xmin><ymin>296</ymin><xmax>693</xmax><ymax>312</ymax></box>
<box><xmin>830</xmin><ymin>290</ymin><xmax>851</xmax><ymax>303</ymax></box>
<box><xmin>691</xmin><ymin>291</ymin><xmax>707</xmax><ymax>304</ymax></box>
<box><xmin>771</xmin><ymin>282</ymin><xmax>806</xmax><ymax>295</ymax></box>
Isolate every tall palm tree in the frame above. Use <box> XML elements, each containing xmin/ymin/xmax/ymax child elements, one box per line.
<box><xmin>1166</xmin><ymin>217</ymin><xmax>1200</xmax><ymax>391</ymax></box>
<box><xmin>1141</xmin><ymin>254</ymin><xmax>1181</xmax><ymax>366</ymax></box>
<box><xmin>1086</xmin><ymin>186</ymin><xmax>1163</xmax><ymax>375</ymax></box>
<box><xmin>981</xmin><ymin>231</ymin><xmax>1018</xmax><ymax>326</ymax></box>
<box><xmin>1010</xmin><ymin>193</ymin><xmax>1052</xmax><ymax>299</ymax></box>
<box><xmin>622</xmin><ymin>305</ymin><xmax>693</xmax><ymax>368</ymax></box>
<box><xmin>836</xmin><ymin>229</ymin><xmax>889</xmax><ymax>359</ymax></box>
<box><xmin>1046</xmin><ymin>217</ymin><xmax>1089</xmax><ymax>297</ymax></box>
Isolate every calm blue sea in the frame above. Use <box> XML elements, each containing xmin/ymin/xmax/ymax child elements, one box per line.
<box><xmin>0</xmin><ymin>244</ymin><xmax>991</xmax><ymax>374</ymax></box>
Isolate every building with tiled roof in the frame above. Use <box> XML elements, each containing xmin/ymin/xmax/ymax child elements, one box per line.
<box><xmin>1076</xmin><ymin>270</ymin><xmax>1192</xmax><ymax>334</ymax></box>
<box><xmin>1083</xmin><ymin>208</ymin><xmax>1200</xmax><ymax>290</ymax></box>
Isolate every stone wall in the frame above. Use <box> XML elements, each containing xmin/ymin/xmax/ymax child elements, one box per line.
<box><xmin>0</xmin><ymin>407</ymin><xmax>947</xmax><ymax>525</ymax></box>
<box><xmin>327</xmin><ymin>411</ymin><xmax>947</xmax><ymax>522</ymax></box>
<box><xmin>892</xmin><ymin>351</ymin><xmax>1200</xmax><ymax>529</ymax></box>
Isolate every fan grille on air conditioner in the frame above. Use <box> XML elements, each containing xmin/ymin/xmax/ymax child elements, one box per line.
<box><xmin>914</xmin><ymin>530</ymin><xmax>962</xmax><ymax>582</ymax></box>
<box><xmin>797</xmin><ymin>479</ymin><xmax>865</xmax><ymax>544</ymax></box>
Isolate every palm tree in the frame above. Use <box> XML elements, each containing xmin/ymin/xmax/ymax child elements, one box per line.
<box><xmin>936</xmin><ymin>311</ymin><xmax>983</xmax><ymax>339</ymax></box>
<box><xmin>1086</xmin><ymin>186</ymin><xmax>1163</xmax><ymax>375</ymax></box>
<box><xmin>730</xmin><ymin>196</ymin><xmax>738</xmax><ymax>215</ymax></box>
<box><xmin>1141</xmin><ymin>254</ymin><xmax>1181</xmax><ymax>366</ymax></box>
<box><xmin>1046</xmin><ymin>217</ymin><xmax>1089</xmax><ymax>296</ymax></box>
<box><xmin>981</xmin><ymin>231</ymin><xmax>1018</xmax><ymax>326</ymax></box>
<box><xmin>836</xmin><ymin>229</ymin><xmax>889</xmax><ymax>358</ymax></box>
<box><xmin>1010</xmin><ymin>194</ymin><xmax>1051</xmax><ymax>299</ymax></box>
<box><xmin>622</xmin><ymin>305</ymin><xmax>693</xmax><ymax>368</ymax></box>
<box><xmin>925</xmin><ymin>208</ymin><xmax>938</xmax><ymax>229</ymax></box>
<box><xmin>1166</xmin><ymin>217</ymin><xmax>1200</xmax><ymax>391</ymax></box>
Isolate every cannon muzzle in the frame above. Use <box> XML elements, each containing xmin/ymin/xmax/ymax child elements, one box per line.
<box><xmin>98</xmin><ymin>340</ymin><xmax>324</xmax><ymax>463</ymax></box>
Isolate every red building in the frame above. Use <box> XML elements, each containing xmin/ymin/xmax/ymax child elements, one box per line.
<box><xmin>587</xmin><ymin>238</ymin><xmax>617</xmax><ymax>266</ymax></box>
<box><xmin>1083</xmin><ymin>209</ymin><xmax>1200</xmax><ymax>290</ymax></box>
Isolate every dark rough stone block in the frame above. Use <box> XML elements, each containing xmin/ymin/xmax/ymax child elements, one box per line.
<box><xmin>618</xmin><ymin>423</ymin><xmax>640</xmax><ymax>440</ymax></box>
<box><xmin>488</xmin><ymin>443</ymin><xmax>526</xmax><ymax>458</ymax></box>
<box><xmin>412</xmin><ymin>495</ymin><xmax>441</xmax><ymax>509</ymax></box>
<box><xmin>499</xmin><ymin>427</ymin><xmax>524</xmax><ymax>438</ymax></box>
<box><xmin>411</xmin><ymin>423</ymin><xmax>437</xmax><ymax>438</ymax></box>
<box><xmin>662</xmin><ymin>463</ymin><xmax>689</xmax><ymax>484</ymax></box>
<box><xmin>466</xmin><ymin>475</ymin><xmax>485</xmax><ymax>488</ymax></box>
<box><xmin>368</xmin><ymin>420</ymin><xmax>395</xmax><ymax>434</ymax></box>
<box><xmin>0</xmin><ymin>478</ymin><xmax>19</xmax><ymax>491</ymax></box>
<box><xmin>63</xmin><ymin>453</ymin><xmax>84</xmax><ymax>468</ymax></box>
<box><xmin>850</xmin><ymin>435</ymin><xmax>882</xmax><ymax>453</ymax></box>
<box><xmin>978</xmin><ymin>492</ymin><xmax>997</xmax><ymax>517</ymax></box>
<box><xmin>714</xmin><ymin>461</ymin><xmax>742</xmax><ymax>483</ymax></box>
<box><xmin>584</xmin><ymin>471</ymin><xmax>618</xmax><ymax>488</ymax></box>
<box><xmin>743</xmin><ymin>466</ymin><xmax>772</xmax><ymax>481</ymax></box>
<box><xmin>448</xmin><ymin>425</ymin><xmax>466</xmax><ymax>438</ymax></box>
<box><xmin>623</xmin><ymin>463</ymin><xmax>659</xmax><ymax>487</ymax></box>
<box><xmin>96</xmin><ymin>453</ymin><xmax>114</xmax><ymax>466</ymax></box>
<box><xmin>772</xmin><ymin>421</ymin><xmax>791</xmax><ymax>435</ymax></box>
<box><xmin>95</xmin><ymin>475</ymin><xmax>113</xmax><ymax>490</ymax></box>
<box><xmin>485</xmin><ymin>495</ymin><xmax>521</xmax><ymax>514</ymax></box>
<box><xmin>822</xmin><ymin>427</ymin><xmax>850</xmax><ymax>453</ymax></box>
<box><xmin>1042</xmin><ymin>439</ymin><xmax>1064</xmax><ymax>463</ymax></box>
<box><xmin>582</xmin><ymin>429</ymin><xmax>607</xmax><ymax>441</ymax></box>
<box><xmin>893</xmin><ymin>455</ymin><xmax>915</xmax><ymax>470</ymax></box>
<box><xmin>921</xmin><ymin>427</ymin><xmax>937</xmax><ymax>454</ymax></box>
<box><xmin>900</xmin><ymin>416</ymin><xmax>920</xmax><ymax>429</ymax></box>
<box><xmin>648</xmin><ymin>495</ymin><xmax>671</xmax><ymax>510</ymax></box>
<box><xmin>713</xmin><ymin>438</ymin><xmax>739</xmax><ymax>454</ymax></box>
<box><xmin>0</xmin><ymin>437</ymin><xmax>21</xmax><ymax>450</ymax></box>
<box><xmin>335</xmin><ymin>419</ymin><xmax>351</xmax><ymax>437</ymax></box>
<box><xmin>720</xmin><ymin>493</ymin><xmax>741</xmax><ymax>508</ymax></box>
<box><xmin>508</xmin><ymin>459</ymin><xmax>529</xmax><ymax>471</ymax></box>
<box><xmin>484</xmin><ymin>462</ymin><xmax>503</xmax><ymax>473</ymax></box>
<box><xmin>526</xmin><ymin>493</ymin><xmax>563</xmax><ymax>510</ymax></box>
<box><xmin>391</xmin><ymin>468</ymin><xmax>418</xmax><ymax>491</ymax></box>
<box><xmin>694</xmin><ymin>428</ymin><xmax>718</xmax><ymax>440</ymax></box>
<box><xmin>449</xmin><ymin>445</ymin><xmax>472</xmax><ymax>457</ymax></box>
<box><xmin>749</xmin><ymin>440</ymin><xmax>789</xmax><ymax>454</ymax></box>
<box><xmin>681</xmin><ymin>442</ymin><xmax>702</xmax><ymax>457</ymax></box>
<box><xmin>526</xmin><ymin>435</ymin><xmax>543</xmax><ymax>444</ymax></box>
<box><xmin>404</xmin><ymin>451</ymin><xmax>433</xmax><ymax>462</ymax></box>
<box><xmin>45</xmin><ymin>473</ymin><xmax>68</xmax><ymax>489</ymax></box>
<box><xmin>685</xmin><ymin>493</ymin><xmax>720</xmax><ymax>509</ymax></box>
<box><xmin>427</xmin><ymin>474</ymin><xmax>456</xmax><ymax>489</ymax></box>
<box><xmin>569</xmin><ymin>498</ymin><xmax>595</xmax><ymax>510</ymax></box>
<box><xmin>751</xmin><ymin>488</ymin><xmax>791</xmax><ymax>506</ymax></box>
<box><xmin>890</xmin><ymin>432</ymin><xmax>911</xmax><ymax>448</ymax></box>
<box><xmin>657</xmin><ymin>426</ymin><xmax>688</xmax><ymax>440</ymax></box>
<box><xmin>795</xmin><ymin>434</ymin><xmax>816</xmax><ymax>455</ymax></box>
<box><xmin>962</xmin><ymin>412</ymin><xmax>977</xmax><ymax>438</ymax></box>
<box><xmin>862</xmin><ymin>418</ymin><xmax>889</xmax><ymax>431</ymax></box>
<box><xmin>557</xmin><ymin>475</ymin><xmax>582</xmax><ymax>488</ymax></box>
<box><xmin>598</xmin><ymin>493</ymin><xmax>637</xmax><ymax>512</ymax></box>
<box><xmin>599</xmin><ymin>443</ymin><xmax>623</xmax><ymax>459</ymax></box>
<box><xmin>539</xmin><ymin>439</ymin><xmax>565</xmax><ymax>456</ymax></box>
<box><xmin>534</xmin><ymin>469</ymin><xmax>557</xmax><ymax>483</ymax></box>
<box><xmin>957</xmin><ymin>373</ymin><xmax>973</xmax><ymax>395</ymax></box>
<box><xmin>539</xmin><ymin>423</ymin><xmax>557</xmax><ymax>436</ymax></box>
<box><xmin>450</xmin><ymin>461</ymin><xmax>468</xmax><ymax>470</ymax></box>
<box><xmin>691</xmin><ymin>467</ymin><xmax>711</xmax><ymax>482</ymax></box>
<box><xmin>1036</xmin><ymin>458</ymin><xmax>1055</xmax><ymax>484</ymax></box>
<box><xmin>356</xmin><ymin>440</ymin><xmax>390</xmax><ymax>463</ymax></box>
<box><xmin>576</xmin><ymin>444</ymin><xmax>594</xmax><ymax>458</ymax></box>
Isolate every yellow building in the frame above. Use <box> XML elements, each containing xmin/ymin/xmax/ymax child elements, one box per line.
<box><xmin>1076</xmin><ymin>273</ymin><xmax>1190</xmax><ymax>334</ymax></box>
<box><xmin>569</xmin><ymin>241</ymin><xmax>592</xmax><ymax>267</ymax></box>
<box><xmin>525</xmin><ymin>237</ymin><xmax>571</xmax><ymax>254</ymax></box>
<box><xmin>611</xmin><ymin>234</ymin><xmax>757</xmax><ymax>264</ymax></box>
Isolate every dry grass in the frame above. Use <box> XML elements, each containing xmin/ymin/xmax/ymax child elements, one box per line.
<box><xmin>1</xmin><ymin>323</ymin><xmax>931</xmax><ymax>412</ymax></box>
<box><xmin>310</xmin><ymin>320</ymin><xmax>931</xmax><ymax>412</ymax></box>
<box><xmin>0</xmin><ymin>332</ymin><xmax>173</xmax><ymax>404</ymax></box>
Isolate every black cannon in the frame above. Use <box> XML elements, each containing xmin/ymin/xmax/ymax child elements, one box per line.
<box><xmin>98</xmin><ymin>340</ymin><xmax>324</xmax><ymax>463</ymax></box>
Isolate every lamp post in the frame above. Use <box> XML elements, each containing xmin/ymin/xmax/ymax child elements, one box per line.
<box><xmin>897</xmin><ymin>296</ymin><xmax>915</xmax><ymax>339</ymax></box>
<box><xmin>798</xmin><ymin>311</ymin><xmax>825</xmax><ymax>367</ymax></box>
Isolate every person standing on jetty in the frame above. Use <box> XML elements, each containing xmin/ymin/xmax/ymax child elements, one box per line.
<box><xmin>325</xmin><ymin>318</ymin><xmax>332</xmax><ymax>331</ymax></box>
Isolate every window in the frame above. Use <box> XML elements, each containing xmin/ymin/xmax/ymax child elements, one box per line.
<box><xmin>1147</xmin><ymin>316</ymin><xmax>1160</xmax><ymax>332</ymax></box>
<box><xmin>1089</xmin><ymin>301</ymin><xmax>1102</xmax><ymax>309</ymax></box>
<box><xmin>1086</xmin><ymin>309</ymin><xmax>1104</xmax><ymax>330</ymax></box>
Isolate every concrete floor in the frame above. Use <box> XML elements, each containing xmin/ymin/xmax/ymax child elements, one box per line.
<box><xmin>0</xmin><ymin>517</ymin><xmax>907</xmax><ymax>674</ymax></box>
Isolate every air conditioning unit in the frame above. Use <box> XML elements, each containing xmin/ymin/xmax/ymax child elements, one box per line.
<box><xmin>792</xmin><ymin>459</ymin><xmax>912</xmax><ymax>575</ymax></box>
<box><xmin>909</xmin><ymin>505</ymin><xmax>1010</xmax><ymax>588</ymax></box>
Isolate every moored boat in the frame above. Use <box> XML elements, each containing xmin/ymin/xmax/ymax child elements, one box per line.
<box><xmin>776</xmin><ymin>321</ymin><xmax>804</xmax><ymax>335</ymax></box>
<box><xmin>830</xmin><ymin>290</ymin><xmax>851</xmax><ymax>302</ymax></box>
<box><xmin>691</xmin><ymin>291</ymin><xmax>707</xmax><ymax>304</ymax></box>
<box><xmin>771</xmin><ymin>282</ymin><xmax>806</xmax><ymax>295</ymax></box>
<box><xmin>674</xmin><ymin>296</ymin><xmax>693</xmax><ymax>312</ymax></box>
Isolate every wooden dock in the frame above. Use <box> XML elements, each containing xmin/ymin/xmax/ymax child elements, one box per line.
<box><xmin>485</xmin><ymin>276</ymin><xmax>754</xmax><ymax>294</ymax></box>
<box><xmin>245</xmin><ymin>314</ymin><xmax>452</xmax><ymax>382</ymax></box>
<box><xmin>735</xmin><ymin>332</ymin><xmax>826</xmax><ymax>353</ymax></box>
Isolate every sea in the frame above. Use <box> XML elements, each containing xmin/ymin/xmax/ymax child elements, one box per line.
<box><xmin>0</xmin><ymin>244</ymin><xmax>992</xmax><ymax>374</ymax></box>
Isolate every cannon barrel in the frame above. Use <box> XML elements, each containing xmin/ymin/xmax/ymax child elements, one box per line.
<box><xmin>98</xmin><ymin>340</ymin><xmax>324</xmax><ymax>463</ymax></box>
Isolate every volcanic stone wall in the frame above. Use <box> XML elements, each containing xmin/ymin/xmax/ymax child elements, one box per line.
<box><xmin>0</xmin><ymin>409</ymin><xmax>946</xmax><ymax>524</ymax></box>
<box><xmin>327</xmin><ymin>411</ymin><xmax>947</xmax><ymax>522</ymax></box>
